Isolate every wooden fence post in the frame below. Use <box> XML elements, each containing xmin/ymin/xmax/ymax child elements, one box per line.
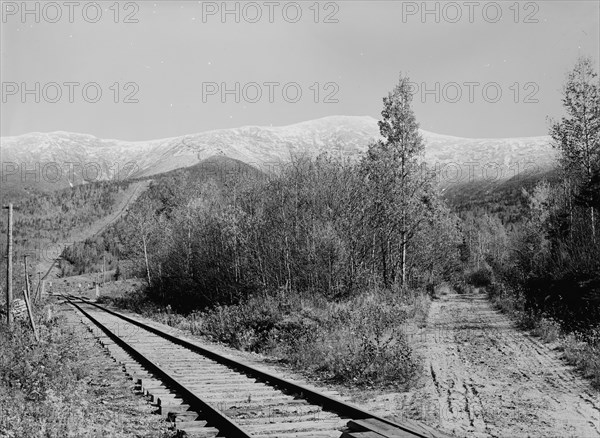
<box><xmin>23</xmin><ymin>255</ymin><xmax>39</xmax><ymax>341</ymax></box>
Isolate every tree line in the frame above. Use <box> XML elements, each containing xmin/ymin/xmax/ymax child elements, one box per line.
<box><xmin>47</xmin><ymin>58</ymin><xmax>599</xmax><ymax>336</ymax></box>
<box><xmin>473</xmin><ymin>57</ymin><xmax>600</xmax><ymax>331</ymax></box>
<box><xmin>115</xmin><ymin>76</ymin><xmax>463</xmax><ymax>310</ymax></box>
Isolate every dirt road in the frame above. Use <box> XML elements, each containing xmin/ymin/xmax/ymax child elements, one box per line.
<box><xmin>416</xmin><ymin>291</ymin><xmax>599</xmax><ymax>437</ymax></box>
<box><xmin>353</xmin><ymin>290</ymin><xmax>599</xmax><ymax>437</ymax></box>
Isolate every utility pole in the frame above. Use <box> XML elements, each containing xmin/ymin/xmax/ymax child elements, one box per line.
<box><xmin>102</xmin><ymin>254</ymin><xmax>106</xmax><ymax>285</ymax></box>
<box><xmin>4</xmin><ymin>204</ymin><xmax>13</xmax><ymax>327</ymax></box>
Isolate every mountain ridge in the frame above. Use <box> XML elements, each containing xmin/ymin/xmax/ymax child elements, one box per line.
<box><xmin>1</xmin><ymin>115</ymin><xmax>552</xmax><ymax>142</ymax></box>
<box><xmin>1</xmin><ymin>115</ymin><xmax>556</xmax><ymax>192</ymax></box>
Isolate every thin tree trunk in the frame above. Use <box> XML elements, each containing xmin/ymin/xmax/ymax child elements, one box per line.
<box><xmin>158</xmin><ymin>263</ymin><xmax>163</xmax><ymax>299</ymax></box>
<box><xmin>401</xmin><ymin>234</ymin><xmax>407</xmax><ymax>288</ymax></box>
<box><xmin>380</xmin><ymin>239</ymin><xmax>388</xmax><ymax>287</ymax></box>
<box><xmin>591</xmin><ymin>206</ymin><xmax>596</xmax><ymax>241</ymax></box>
<box><xmin>371</xmin><ymin>232</ymin><xmax>376</xmax><ymax>283</ymax></box>
<box><xmin>142</xmin><ymin>233</ymin><xmax>151</xmax><ymax>286</ymax></box>
<box><xmin>401</xmin><ymin>152</ymin><xmax>407</xmax><ymax>288</ymax></box>
<box><xmin>187</xmin><ymin>224</ymin><xmax>192</xmax><ymax>275</ymax></box>
<box><xmin>285</xmin><ymin>235</ymin><xmax>292</xmax><ymax>288</ymax></box>
<box><xmin>566</xmin><ymin>180</ymin><xmax>574</xmax><ymax>238</ymax></box>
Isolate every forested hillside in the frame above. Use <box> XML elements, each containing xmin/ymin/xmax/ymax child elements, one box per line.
<box><xmin>0</xmin><ymin>180</ymin><xmax>134</xmax><ymax>295</ymax></box>
<box><xmin>445</xmin><ymin>169</ymin><xmax>561</xmax><ymax>226</ymax></box>
<box><xmin>57</xmin><ymin>156</ymin><xmax>263</xmax><ymax>276</ymax></box>
<box><xmin>456</xmin><ymin>58</ymin><xmax>600</xmax><ymax>342</ymax></box>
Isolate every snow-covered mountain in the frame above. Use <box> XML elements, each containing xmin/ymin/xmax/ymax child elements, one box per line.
<box><xmin>0</xmin><ymin>115</ymin><xmax>556</xmax><ymax>192</ymax></box>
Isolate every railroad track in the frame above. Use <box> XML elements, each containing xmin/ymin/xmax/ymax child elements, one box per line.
<box><xmin>60</xmin><ymin>294</ymin><xmax>452</xmax><ymax>438</ymax></box>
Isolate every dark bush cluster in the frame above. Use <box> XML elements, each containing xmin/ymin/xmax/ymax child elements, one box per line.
<box><xmin>468</xmin><ymin>268</ymin><xmax>494</xmax><ymax>288</ymax></box>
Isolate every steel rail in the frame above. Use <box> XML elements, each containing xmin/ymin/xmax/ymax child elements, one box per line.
<box><xmin>68</xmin><ymin>295</ymin><xmax>439</xmax><ymax>438</ymax></box>
<box><xmin>63</xmin><ymin>294</ymin><xmax>254</xmax><ymax>438</ymax></box>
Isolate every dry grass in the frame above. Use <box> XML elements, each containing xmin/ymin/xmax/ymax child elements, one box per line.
<box><xmin>0</xmin><ymin>303</ymin><xmax>173</xmax><ymax>438</ymax></box>
<box><xmin>562</xmin><ymin>328</ymin><xmax>600</xmax><ymax>389</ymax></box>
<box><xmin>531</xmin><ymin>317</ymin><xmax>562</xmax><ymax>343</ymax></box>
<box><xmin>105</xmin><ymin>288</ymin><xmax>430</xmax><ymax>390</ymax></box>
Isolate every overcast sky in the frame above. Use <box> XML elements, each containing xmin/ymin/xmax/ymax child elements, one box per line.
<box><xmin>1</xmin><ymin>1</ymin><xmax>598</xmax><ymax>140</ymax></box>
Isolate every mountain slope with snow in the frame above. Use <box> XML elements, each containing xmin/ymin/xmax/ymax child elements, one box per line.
<box><xmin>0</xmin><ymin>116</ymin><xmax>556</xmax><ymax>193</ymax></box>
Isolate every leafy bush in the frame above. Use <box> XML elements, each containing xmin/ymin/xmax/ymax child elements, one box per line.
<box><xmin>531</xmin><ymin>316</ymin><xmax>561</xmax><ymax>343</ymax></box>
<box><xmin>200</xmin><ymin>296</ymin><xmax>284</xmax><ymax>351</ymax></box>
<box><xmin>298</xmin><ymin>298</ymin><xmax>420</xmax><ymax>388</ymax></box>
<box><xmin>487</xmin><ymin>281</ymin><xmax>526</xmax><ymax>315</ymax></box>
<box><xmin>0</xmin><ymin>314</ymin><xmax>96</xmax><ymax>436</ymax></box>
<box><xmin>453</xmin><ymin>281</ymin><xmax>470</xmax><ymax>294</ymax></box>
<box><xmin>0</xmin><ymin>315</ymin><xmax>89</xmax><ymax>404</ymax></box>
<box><xmin>563</xmin><ymin>327</ymin><xmax>600</xmax><ymax>389</ymax></box>
<box><xmin>467</xmin><ymin>268</ymin><xmax>493</xmax><ymax>287</ymax></box>
<box><xmin>170</xmin><ymin>289</ymin><xmax>423</xmax><ymax>389</ymax></box>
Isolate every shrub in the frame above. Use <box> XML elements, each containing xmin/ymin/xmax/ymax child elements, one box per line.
<box><xmin>193</xmin><ymin>289</ymin><xmax>422</xmax><ymax>389</ymax></box>
<box><xmin>302</xmin><ymin>298</ymin><xmax>420</xmax><ymax>388</ymax></box>
<box><xmin>200</xmin><ymin>294</ymin><xmax>287</xmax><ymax>351</ymax></box>
<box><xmin>488</xmin><ymin>282</ymin><xmax>526</xmax><ymax>315</ymax></box>
<box><xmin>563</xmin><ymin>327</ymin><xmax>600</xmax><ymax>389</ymax></box>
<box><xmin>468</xmin><ymin>268</ymin><xmax>493</xmax><ymax>287</ymax></box>
<box><xmin>531</xmin><ymin>316</ymin><xmax>561</xmax><ymax>343</ymax></box>
<box><xmin>0</xmin><ymin>315</ymin><xmax>89</xmax><ymax>404</ymax></box>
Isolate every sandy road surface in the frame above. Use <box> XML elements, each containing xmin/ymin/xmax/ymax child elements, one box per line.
<box><xmin>418</xmin><ymin>291</ymin><xmax>599</xmax><ymax>437</ymax></box>
<box><xmin>353</xmin><ymin>290</ymin><xmax>599</xmax><ymax>437</ymax></box>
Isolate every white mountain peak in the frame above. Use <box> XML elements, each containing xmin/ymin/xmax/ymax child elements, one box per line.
<box><xmin>1</xmin><ymin>115</ymin><xmax>556</xmax><ymax>191</ymax></box>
